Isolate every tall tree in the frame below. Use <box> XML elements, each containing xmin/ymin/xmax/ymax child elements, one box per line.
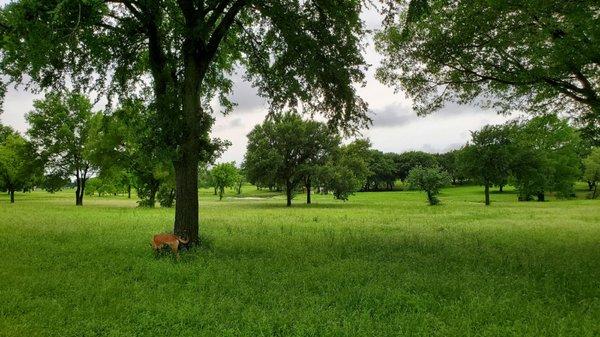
<box><xmin>460</xmin><ymin>124</ymin><xmax>513</xmax><ymax>205</ymax></box>
<box><xmin>0</xmin><ymin>0</ymin><xmax>369</xmax><ymax>243</ymax></box>
<box><xmin>377</xmin><ymin>1</ymin><xmax>600</xmax><ymax>134</ymax></box>
<box><xmin>26</xmin><ymin>92</ymin><xmax>98</xmax><ymax>206</ymax></box>
<box><xmin>244</xmin><ymin>112</ymin><xmax>339</xmax><ymax>207</ymax></box>
<box><xmin>0</xmin><ymin>130</ymin><xmax>41</xmax><ymax>203</ymax></box>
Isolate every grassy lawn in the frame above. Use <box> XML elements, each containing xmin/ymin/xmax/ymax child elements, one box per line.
<box><xmin>0</xmin><ymin>185</ymin><xmax>598</xmax><ymax>337</ymax></box>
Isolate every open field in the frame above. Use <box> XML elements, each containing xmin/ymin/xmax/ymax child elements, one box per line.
<box><xmin>0</xmin><ymin>185</ymin><xmax>599</xmax><ymax>337</ymax></box>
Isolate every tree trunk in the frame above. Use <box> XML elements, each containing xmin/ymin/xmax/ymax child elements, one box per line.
<box><xmin>426</xmin><ymin>191</ymin><xmax>433</xmax><ymax>205</ymax></box>
<box><xmin>128</xmin><ymin>184</ymin><xmax>131</xmax><ymax>199</ymax></box>
<box><xmin>306</xmin><ymin>177</ymin><xmax>311</xmax><ymax>204</ymax></box>
<box><xmin>10</xmin><ymin>190</ymin><xmax>15</xmax><ymax>204</ymax></box>
<box><xmin>148</xmin><ymin>184</ymin><xmax>158</xmax><ymax>207</ymax></box>
<box><xmin>537</xmin><ymin>192</ymin><xmax>545</xmax><ymax>202</ymax></box>
<box><xmin>286</xmin><ymin>180</ymin><xmax>293</xmax><ymax>207</ymax></box>
<box><xmin>173</xmin><ymin>155</ymin><xmax>200</xmax><ymax>245</ymax></box>
<box><xmin>484</xmin><ymin>183</ymin><xmax>490</xmax><ymax>206</ymax></box>
<box><xmin>499</xmin><ymin>185</ymin><xmax>504</xmax><ymax>193</ymax></box>
<box><xmin>75</xmin><ymin>178</ymin><xmax>85</xmax><ymax>206</ymax></box>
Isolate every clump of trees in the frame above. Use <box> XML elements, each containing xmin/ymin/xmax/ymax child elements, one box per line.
<box><xmin>460</xmin><ymin>115</ymin><xmax>582</xmax><ymax>204</ymax></box>
<box><xmin>244</xmin><ymin>113</ymin><xmax>341</xmax><ymax>207</ymax></box>
<box><xmin>406</xmin><ymin>166</ymin><xmax>451</xmax><ymax>205</ymax></box>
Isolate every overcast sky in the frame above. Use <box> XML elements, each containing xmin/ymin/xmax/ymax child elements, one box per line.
<box><xmin>0</xmin><ymin>2</ymin><xmax>510</xmax><ymax>164</ymax></box>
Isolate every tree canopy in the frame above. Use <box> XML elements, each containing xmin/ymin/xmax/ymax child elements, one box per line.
<box><xmin>377</xmin><ymin>0</ymin><xmax>600</xmax><ymax>135</ymax></box>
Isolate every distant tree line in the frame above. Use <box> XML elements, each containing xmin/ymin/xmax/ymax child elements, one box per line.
<box><xmin>1</xmin><ymin>97</ymin><xmax>599</xmax><ymax>207</ymax></box>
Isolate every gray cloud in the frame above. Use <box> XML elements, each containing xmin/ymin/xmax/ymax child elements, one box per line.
<box><xmin>370</xmin><ymin>103</ymin><xmax>418</xmax><ymax>128</ymax></box>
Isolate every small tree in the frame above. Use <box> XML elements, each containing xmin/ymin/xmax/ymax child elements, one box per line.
<box><xmin>211</xmin><ymin>163</ymin><xmax>238</xmax><ymax>201</ymax></box>
<box><xmin>583</xmin><ymin>148</ymin><xmax>600</xmax><ymax>199</ymax></box>
<box><xmin>0</xmin><ymin>131</ymin><xmax>40</xmax><ymax>203</ymax></box>
<box><xmin>406</xmin><ymin>166</ymin><xmax>451</xmax><ymax>205</ymax></box>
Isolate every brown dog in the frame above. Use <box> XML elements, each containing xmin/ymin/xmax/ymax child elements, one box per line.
<box><xmin>151</xmin><ymin>234</ymin><xmax>189</xmax><ymax>260</ymax></box>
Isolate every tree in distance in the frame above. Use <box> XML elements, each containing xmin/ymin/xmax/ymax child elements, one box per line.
<box><xmin>510</xmin><ymin>115</ymin><xmax>581</xmax><ymax>201</ymax></box>
<box><xmin>0</xmin><ymin>129</ymin><xmax>41</xmax><ymax>203</ymax></box>
<box><xmin>0</xmin><ymin>0</ymin><xmax>370</xmax><ymax>244</ymax></box>
<box><xmin>26</xmin><ymin>92</ymin><xmax>99</xmax><ymax>206</ymax></box>
<box><xmin>318</xmin><ymin>139</ymin><xmax>370</xmax><ymax>201</ymax></box>
<box><xmin>210</xmin><ymin>162</ymin><xmax>239</xmax><ymax>201</ymax></box>
<box><xmin>583</xmin><ymin>148</ymin><xmax>600</xmax><ymax>199</ymax></box>
<box><xmin>245</xmin><ymin>112</ymin><xmax>340</xmax><ymax>207</ymax></box>
<box><xmin>460</xmin><ymin>124</ymin><xmax>513</xmax><ymax>205</ymax></box>
<box><xmin>406</xmin><ymin>166</ymin><xmax>451</xmax><ymax>205</ymax></box>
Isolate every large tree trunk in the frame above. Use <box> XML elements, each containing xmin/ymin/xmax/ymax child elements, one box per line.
<box><xmin>173</xmin><ymin>50</ymin><xmax>203</xmax><ymax>245</ymax></box>
<box><xmin>9</xmin><ymin>189</ymin><xmax>15</xmax><ymax>204</ymax></box>
<box><xmin>537</xmin><ymin>192</ymin><xmax>545</xmax><ymax>202</ymax></box>
<box><xmin>173</xmin><ymin>157</ymin><xmax>199</xmax><ymax>244</ymax></box>
<box><xmin>484</xmin><ymin>183</ymin><xmax>490</xmax><ymax>206</ymax></box>
<box><xmin>306</xmin><ymin>176</ymin><xmax>311</xmax><ymax>204</ymax></box>
<box><xmin>128</xmin><ymin>184</ymin><xmax>131</xmax><ymax>199</ymax></box>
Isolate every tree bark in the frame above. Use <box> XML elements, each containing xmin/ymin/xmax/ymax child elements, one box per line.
<box><xmin>537</xmin><ymin>192</ymin><xmax>545</xmax><ymax>202</ymax></box>
<box><xmin>286</xmin><ymin>180</ymin><xmax>293</xmax><ymax>207</ymax></box>
<box><xmin>173</xmin><ymin>157</ymin><xmax>199</xmax><ymax>244</ymax></box>
<box><xmin>9</xmin><ymin>189</ymin><xmax>15</xmax><ymax>204</ymax></box>
<box><xmin>306</xmin><ymin>176</ymin><xmax>311</xmax><ymax>204</ymax></box>
<box><xmin>484</xmin><ymin>183</ymin><xmax>490</xmax><ymax>206</ymax></box>
<box><xmin>128</xmin><ymin>184</ymin><xmax>131</xmax><ymax>199</ymax></box>
<box><xmin>499</xmin><ymin>185</ymin><xmax>504</xmax><ymax>193</ymax></box>
<box><xmin>75</xmin><ymin>178</ymin><xmax>85</xmax><ymax>206</ymax></box>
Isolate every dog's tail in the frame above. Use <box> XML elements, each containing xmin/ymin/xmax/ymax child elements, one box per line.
<box><xmin>178</xmin><ymin>236</ymin><xmax>190</xmax><ymax>244</ymax></box>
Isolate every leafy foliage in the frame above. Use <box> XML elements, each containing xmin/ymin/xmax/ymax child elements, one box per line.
<box><xmin>460</xmin><ymin>124</ymin><xmax>513</xmax><ymax>205</ymax></box>
<box><xmin>406</xmin><ymin>166</ymin><xmax>451</xmax><ymax>205</ymax></box>
<box><xmin>26</xmin><ymin>91</ymin><xmax>98</xmax><ymax>205</ymax></box>
<box><xmin>0</xmin><ymin>130</ymin><xmax>41</xmax><ymax>202</ymax></box>
<box><xmin>510</xmin><ymin>115</ymin><xmax>581</xmax><ymax>201</ymax></box>
<box><xmin>210</xmin><ymin>162</ymin><xmax>239</xmax><ymax>201</ymax></box>
<box><xmin>244</xmin><ymin>112</ymin><xmax>339</xmax><ymax>206</ymax></box>
<box><xmin>377</xmin><ymin>0</ymin><xmax>600</xmax><ymax>134</ymax></box>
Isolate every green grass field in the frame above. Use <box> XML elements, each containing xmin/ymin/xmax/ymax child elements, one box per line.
<box><xmin>0</xmin><ymin>185</ymin><xmax>599</xmax><ymax>337</ymax></box>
